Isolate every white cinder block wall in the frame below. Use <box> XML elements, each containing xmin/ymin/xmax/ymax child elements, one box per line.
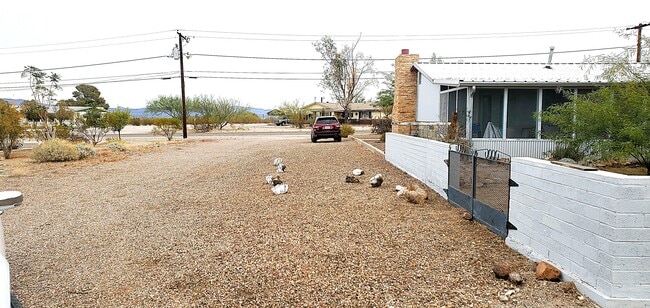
<box><xmin>385</xmin><ymin>133</ymin><xmax>450</xmax><ymax>199</ymax></box>
<box><xmin>384</xmin><ymin>138</ymin><xmax>650</xmax><ymax>307</ymax></box>
<box><xmin>506</xmin><ymin>157</ymin><xmax>650</xmax><ymax>308</ymax></box>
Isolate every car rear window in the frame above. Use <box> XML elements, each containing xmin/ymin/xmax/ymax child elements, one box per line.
<box><xmin>315</xmin><ymin>117</ymin><xmax>338</xmax><ymax>124</ymax></box>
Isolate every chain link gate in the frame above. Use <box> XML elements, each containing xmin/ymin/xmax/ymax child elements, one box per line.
<box><xmin>446</xmin><ymin>147</ymin><xmax>518</xmax><ymax>238</ymax></box>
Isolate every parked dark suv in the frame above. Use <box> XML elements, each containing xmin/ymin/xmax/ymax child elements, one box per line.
<box><xmin>311</xmin><ymin>116</ymin><xmax>341</xmax><ymax>142</ymax></box>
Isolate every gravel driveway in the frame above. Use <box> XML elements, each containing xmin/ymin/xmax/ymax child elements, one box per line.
<box><xmin>1</xmin><ymin>136</ymin><xmax>592</xmax><ymax>307</ymax></box>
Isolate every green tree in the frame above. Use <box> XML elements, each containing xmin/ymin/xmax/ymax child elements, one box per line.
<box><xmin>0</xmin><ymin>100</ymin><xmax>25</xmax><ymax>159</ymax></box>
<box><xmin>74</xmin><ymin>108</ymin><xmax>108</xmax><ymax>146</ymax></box>
<box><xmin>278</xmin><ymin>99</ymin><xmax>308</xmax><ymax>128</ymax></box>
<box><xmin>21</xmin><ymin>100</ymin><xmax>46</xmax><ymax>123</ymax></box>
<box><xmin>543</xmin><ymin>82</ymin><xmax>650</xmax><ymax>174</ymax></box>
<box><xmin>313</xmin><ymin>36</ymin><xmax>376</xmax><ymax>123</ymax></box>
<box><xmin>21</xmin><ymin>66</ymin><xmax>61</xmax><ymax>140</ymax></box>
<box><xmin>190</xmin><ymin>95</ymin><xmax>247</xmax><ymax>130</ymax></box>
<box><xmin>106</xmin><ymin>108</ymin><xmax>131</xmax><ymax>139</ymax></box>
<box><xmin>374</xmin><ymin>72</ymin><xmax>395</xmax><ymax>116</ymax></box>
<box><xmin>66</xmin><ymin>84</ymin><xmax>109</xmax><ymax>109</ymax></box>
<box><xmin>146</xmin><ymin>95</ymin><xmax>183</xmax><ymax>120</ymax></box>
<box><xmin>54</xmin><ymin>101</ymin><xmax>75</xmax><ymax>125</ymax></box>
<box><xmin>152</xmin><ymin>118</ymin><xmax>181</xmax><ymax>141</ymax></box>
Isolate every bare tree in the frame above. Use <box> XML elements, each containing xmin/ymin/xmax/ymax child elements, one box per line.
<box><xmin>583</xmin><ymin>30</ymin><xmax>650</xmax><ymax>82</ymax></box>
<box><xmin>314</xmin><ymin>36</ymin><xmax>376</xmax><ymax>122</ymax></box>
<box><xmin>21</xmin><ymin>66</ymin><xmax>61</xmax><ymax>140</ymax></box>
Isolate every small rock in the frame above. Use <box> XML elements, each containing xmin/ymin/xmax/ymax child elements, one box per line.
<box><xmin>536</xmin><ymin>261</ymin><xmax>561</xmax><ymax>281</ymax></box>
<box><xmin>504</xmin><ymin>289</ymin><xmax>515</xmax><ymax>297</ymax></box>
<box><xmin>461</xmin><ymin>211</ymin><xmax>472</xmax><ymax>220</ymax></box>
<box><xmin>395</xmin><ymin>185</ymin><xmax>407</xmax><ymax>195</ymax></box>
<box><xmin>559</xmin><ymin>281</ymin><xmax>576</xmax><ymax>293</ymax></box>
<box><xmin>277</xmin><ymin>163</ymin><xmax>286</xmax><ymax>173</ymax></box>
<box><xmin>345</xmin><ymin>175</ymin><xmax>360</xmax><ymax>183</ymax></box>
<box><xmin>578</xmin><ymin>295</ymin><xmax>585</xmax><ymax>301</ymax></box>
<box><xmin>265</xmin><ymin>175</ymin><xmax>273</xmax><ymax>184</ymax></box>
<box><xmin>559</xmin><ymin>157</ymin><xmax>577</xmax><ymax>164</ymax></box>
<box><xmin>352</xmin><ymin>168</ymin><xmax>364</xmax><ymax>176</ymax></box>
<box><xmin>499</xmin><ymin>295</ymin><xmax>509</xmax><ymax>302</ymax></box>
<box><xmin>271</xmin><ymin>175</ymin><xmax>283</xmax><ymax>186</ymax></box>
<box><xmin>370</xmin><ymin>174</ymin><xmax>383</xmax><ymax>187</ymax></box>
<box><xmin>273</xmin><ymin>158</ymin><xmax>282</xmax><ymax>166</ymax></box>
<box><xmin>493</xmin><ymin>264</ymin><xmax>511</xmax><ymax>279</ymax></box>
<box><xmin>508</xmin><ymin>272</ymin><xmax>523</xmax><ymax>285</ymax></box>
<box><xmin>402</xmin><ymin>184</ymin><xmax>427</xmax><ymax>204</ymax></box>
<box><xmin>271</xmin><ymin>183</ymin><xmax>288</xmax><ymax>195</ymax></box>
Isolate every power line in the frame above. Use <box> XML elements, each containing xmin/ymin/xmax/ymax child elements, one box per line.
<box><xmin>193</xmin><ymin>29</ymin><xmax>617</xmax><ymax>42</ymax></box>
<box><xmin>181</xmin><ymin>26</ymin><xmax>622</xmax><ymax>39</ymax></box>
<box><xmin>192</xmin><ymin>46</ymin><xmax>631</xmax><ymax>62</ymax></box>
<box><xmin>194</xmin><ymin>76</ymin><xmax>383</xmax><ymax>81</ymax></box>
<box><xmin>0</xmin><ymin>56</ymin><xmax>168</xmax><ymax>75</ymax></box>
<box><xmin>0</xmin><ymin>30</ymin><xmax>174</xmax><ymax>50</ymax></box>
<box><xmin>0</xmin><ymin>76</ymin><xmax>173</xmax><ymax>91</ymax></box>
<box><xmin>437</xmin><ymin>46</ymin><xmax>632</xmax><ymax>60</ymax></box>
<box><xmin>0</xmin><ymin>38</ymin><xmax>174</xmax><ymax>55</ymax></box>
<box><xmin>0</xmin><ymin>71</ymin><xmax>177</xmax><ymax>85</ymax></box>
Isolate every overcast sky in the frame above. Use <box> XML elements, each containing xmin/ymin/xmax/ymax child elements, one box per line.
<box><xmin>1</xmin><ymin>0</ymin><xmax>648</xmax><ymax>110</ymax></box>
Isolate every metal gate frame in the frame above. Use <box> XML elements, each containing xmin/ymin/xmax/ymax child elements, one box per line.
<box><xmin>446</xmin><ymin>147</ymin><xmax>518</xmax><ymax>239</ymax></box>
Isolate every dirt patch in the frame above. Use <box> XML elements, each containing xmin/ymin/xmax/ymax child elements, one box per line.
<box><xmin>1</xmin><ymin>137</ymin><xmax>593</xmax><ymax>307</ymax></box>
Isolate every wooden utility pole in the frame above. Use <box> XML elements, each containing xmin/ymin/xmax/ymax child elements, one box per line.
<box><xmin>177</xmin><ymin>31</ymin><xmax>189</xmax><ymax>139</ymax></box>
<box><xmin>626</xmin><ymin>23</ymin><xmax>650</xmax><ymax>63</ymax></box>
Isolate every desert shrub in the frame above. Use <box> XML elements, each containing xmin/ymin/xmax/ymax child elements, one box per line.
<box><xmin>107</xmin><ymin>142</ymin><xmax>127</xmax><ymax>152</ymax></box>
<box><xmin>548</xmin><ymin>141</ymin><xmax>586</xmax><ymax>162</ymax></box>
<box><xmin>341</xmin><ymin>124</ymin><xmax>355</xmax><ymax>138</ymax></box>
<box><xmin>32</xmin><ymin>139</ymin><xmax>81</xmax><ymax>162</ymax></box>
<box><xmin>130</xmin><ymin>117</ymin><xmax>142</xmax><ymax>126</ymax></box>
<box><xmin>55</xmin><ymin>124</ymin><xmax>71</xmax><ymax>139</ymax></box>
<box><xmin>371</xmin><ymin>118</ymin><xmax>392</xmax><ymax>134</ymax></box>
<box><xmin>105</xmin><ymin>137</ymin><xmax>125</xmax><ymax>144</ymax></box>
<box><xmin>141</xmin><ymin>118</ymin><xmax>155</xmax><ymax>126</ymax></box>
<box><xmin>76</xmin><ymin>144</ymin><xmax>97</xmax><ymax>159</ymax></box>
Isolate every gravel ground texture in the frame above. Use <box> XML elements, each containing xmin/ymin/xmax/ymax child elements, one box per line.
<box><xmin>1</xmin><ymin>135</ymin><xmax>595</xmax><ymax>307</ymax></box>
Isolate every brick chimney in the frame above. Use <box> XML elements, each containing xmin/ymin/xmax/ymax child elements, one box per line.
<box><xmin>392</xmin><ymin>50</ymin><xmax>419</xmax><ymax>134</ymax></box>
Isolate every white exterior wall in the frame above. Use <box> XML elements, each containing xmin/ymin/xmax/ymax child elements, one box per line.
<box><xmin>385</xmin><ymin>133</ymin><xmax>450</xmax><ymax>199</ymax></box>
<box><xmin>416</xmin><ymin>77</ymin><xmax>439</xmax><ymax>122</ymax></box>
<box><xmin>384</xmin><ymin>140</ymin><xmax>650</xmax><ymax>307</ymax></box>
<box><xmin>507</xmin><ymin>157</ymin><xmax>650</xmax><ymax>308</ymax></box>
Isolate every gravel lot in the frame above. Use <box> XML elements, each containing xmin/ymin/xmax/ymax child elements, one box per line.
<box><xmin>1</xmin><ymin>135</ymin><xmax>594</xmax><ymax>307</ymax></box>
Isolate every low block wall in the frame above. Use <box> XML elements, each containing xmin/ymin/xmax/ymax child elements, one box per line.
<box><xmin>384</xmin><ymin>138</ymin><xmax>650</xmax><ymax>307</ymax></box>
<box><xmin>385</xmin><ymin>133</ymin><xmax>450</xmax><ymax>199</ymax></box>
<box><xmin>506</xmin><ymin>157</ymin><xmax>650</xmax><ymax>308</ymax></box>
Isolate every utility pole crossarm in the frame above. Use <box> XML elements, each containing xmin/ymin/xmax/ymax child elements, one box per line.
<box><xmin>626</xmin><ymin>23</ymin><xmax>650</xmax><ymax>63</ymax></box>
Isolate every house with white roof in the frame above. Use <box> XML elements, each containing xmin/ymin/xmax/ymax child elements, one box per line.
<box><xmin>304</xmin><ymin>101</ymin><xmax>385</xmax><ymax>123</ymax></box>
<box><xmin>392</xmin><ymin>49</ymin><xmax>608</xmax><ymax>157</ymax></box>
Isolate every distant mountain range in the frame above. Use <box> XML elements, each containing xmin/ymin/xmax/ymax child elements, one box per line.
<box><xmin>2</xmin><ymin>98</ymin><xmax>271</xmax><ymax>119</ymax></box>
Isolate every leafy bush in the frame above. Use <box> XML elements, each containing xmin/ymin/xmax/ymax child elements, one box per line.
<box><xmin>548</xmin><ymin>141</ymin><xmax>585</xmax><ymax>162</ymax></box>
<box><xmin>32</xmin><ymin>139</ymin><xmax>81</xmax><ymax>162</ymax></box>
<box><xmin>55</xmin><ymin>124</ymin><xmax>70</xmax><ymax>139</ymax></box>
<box><xmin>341</xmin><ymin>124</ymin><xmax>355</xmax><ymax>138</ymax></box>
<box><xmin>107</xmin><ymin>142</ymin><xmax>127</xmax><ymax>152</ymax></box>
<box><xmin>76</xmin><ymin>144</ymin><xmax>97</xmax><ymax>159</ymax></box>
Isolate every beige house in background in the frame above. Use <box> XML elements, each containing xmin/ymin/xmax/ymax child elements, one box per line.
<box><xmin>303</xmin><ymin>101</ymin><xmax>385</xmax><ymax>123</ymax></box>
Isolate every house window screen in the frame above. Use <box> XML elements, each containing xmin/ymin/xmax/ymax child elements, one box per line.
<box><xmin>473</xmin><ymin>89</ymin><xmax>504</xmax><ymax>138</ymax></box>
<box><xmin>440</xmin><ymin>92</ymin><xmax>449</xmax><ymax>122</ymax></box>
<box><xmin>507</xmin><ymin>89</ymin><xmax>537</xmax><ymax>138</ymax></box>
<box><xmin>440</xmin><ymin>88</ymin><xmax>468</xmax><ymax>134</ymax></box>
<box><xmin>541</xmin><ymin>89</ymin><xmax>570</xmax><ymax>138</ymax></box>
